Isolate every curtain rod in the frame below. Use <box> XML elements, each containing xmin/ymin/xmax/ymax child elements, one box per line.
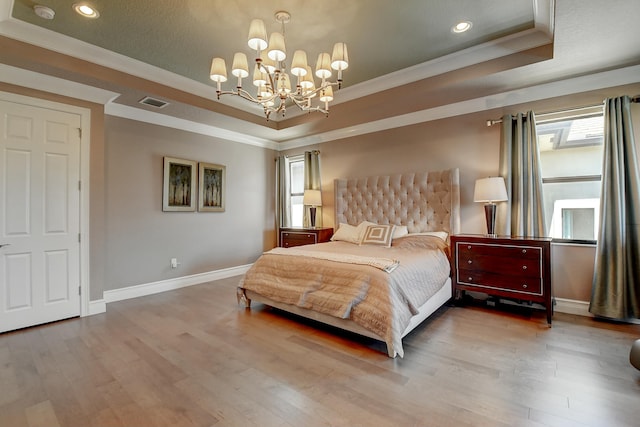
<box><xmin>486</xmin><ymin>96</ymin><xmax>640</xmax><ymax>126</ymax></box>
<box><xmin>274</xmin><ymin>150</ymin><xmax>321</xmax><ymax>160</ymax></box>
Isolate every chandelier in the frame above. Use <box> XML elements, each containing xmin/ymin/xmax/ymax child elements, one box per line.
<box><xmin>209</xmin><ymin>11</ymin><xmax>348</xmax><ymax>120</ymax></box>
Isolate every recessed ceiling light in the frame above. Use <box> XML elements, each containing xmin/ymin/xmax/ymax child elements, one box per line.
<box><xmin>73</xmin><ymin>3</ymin><xmax>100</xmax><ymax>18</ymax></box>
<box><xmin>452</xmin><ymin>21</ymin><xmax>472</xmax><ymax>33</ymax></box>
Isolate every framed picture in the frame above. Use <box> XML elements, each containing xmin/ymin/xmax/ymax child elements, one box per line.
<box><xmin>199</xmin><ymin>162</ymin><xmax>226</xmax><ymax>212</ymax></box>
<box><xmin>162</xmin><ymin>157</ymin><xmax>197</xmax><ymax>212</ymax></box>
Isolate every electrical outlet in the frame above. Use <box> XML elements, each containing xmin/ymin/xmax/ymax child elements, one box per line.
<box><xmin>170</xmin><ymin>258</ymin><xmax>178</xmax><ymax>269</ymax></box>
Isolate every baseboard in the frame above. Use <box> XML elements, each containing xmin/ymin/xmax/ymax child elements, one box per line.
<box><xmin>104</xmin><ymin>264</ymin><xmax>252</xmax><ymax>304</ymax></box>
<box><xmin>554</xmin><ymin>298</ymin><xmax>592</xmax><ymax>317</ymax></box>
<box><xmin>88</xmin><ymin>299</ymin><xmax>106</xmax><ymax>315</ymax></box>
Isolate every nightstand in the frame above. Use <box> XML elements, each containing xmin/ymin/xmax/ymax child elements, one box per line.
<box><xmin>451</xmin><ymin>234</ymin><xmax>553</xmax><ymax>325</ymax></box>
<box><xmin>279</xmin><ymin>227</ymin><xmax>333</xmax><ymax>248</ymax></box>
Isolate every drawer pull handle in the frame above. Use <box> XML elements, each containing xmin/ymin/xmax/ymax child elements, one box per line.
<box><xmin>522</xmin><ymin>284</ymin><xmax>528</xmax><ymax>289</ymax></box>
<box><xmin>467</xmin><ymin>245</ymin><xmax>472</xmax><ymax>250</ymax></box>
<box><xmin>467</xmin><ymin>260</ymin><xmax>473</xmax><ymax>264</ymax></box>
<box><xmin>522</xmin><ymin>265</ymin><xmax>527</xmax><ymax>270</ymax></box>
<box><xmin>468</xmin><ymin>277</ymin><xmax>473</xmax><ymax>281</ymax></box>
<box><xmin>522</xmin><ymin>249</ymin><xmax>527</xmax><ymax>254</ymax></box>
<box><xmin>307</xmin><ymin>234</ymin><xmax>312</xmax><ymax>237</ymax></box>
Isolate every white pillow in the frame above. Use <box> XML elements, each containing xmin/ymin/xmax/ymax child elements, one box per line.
<box><xmin>330</xmin><ymin>223</ymin><xmax>361</xmax><ymax>244</ymax></box>
<box><xmin>409</xmin><ymin>231</ymin><xmax>449</xmax><ymax>241</ymax></box>
<box><xmin>392</xmin><ymin>225</ymin><xmax>409</xmax><ymax>240</ymax></box>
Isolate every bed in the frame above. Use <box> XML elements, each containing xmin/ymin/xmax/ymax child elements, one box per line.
<box><xmin>237</xmin><ymin>168</ymin><xmax>460</xmax><ymax>357</ymax></box>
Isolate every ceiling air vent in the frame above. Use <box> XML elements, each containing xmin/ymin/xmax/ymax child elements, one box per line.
<box><xmin>139</xmin><ymin>96</ymin><xmax>169</xmax><ymax>109</ymax></box>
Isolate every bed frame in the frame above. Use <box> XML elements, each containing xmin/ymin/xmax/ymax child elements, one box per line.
<box><xmin>240</xmin><ymin>168</ymin><xmax>460</xmax><ymax>357</ymax></box>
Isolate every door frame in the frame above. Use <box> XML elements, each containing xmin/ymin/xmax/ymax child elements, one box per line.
<box><xmin>1</xmin><ymin>91</ymin><xmax>91</xmax><ymax>317</ymax></box>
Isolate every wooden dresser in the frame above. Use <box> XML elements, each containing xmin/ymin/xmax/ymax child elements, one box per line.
<box><xmin>279</xmin><ymin>227</ymin><xmax>333</xmax><ymax>248</ymax></box>
<box><xmin>451</xmin><ymin>234</ymin><xmax>553</xmax><ymax>325</ymax></box>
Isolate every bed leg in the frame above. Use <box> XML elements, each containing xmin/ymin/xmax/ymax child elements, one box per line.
<box><xmin>386</xmin><ymin>342</ymin><xmax>398</xmax><ymax>358</ymax></box>
<box><xmin>236</xmin><ymin>288</ymin><xmax>251</xmax><ymax>308</ymax></box>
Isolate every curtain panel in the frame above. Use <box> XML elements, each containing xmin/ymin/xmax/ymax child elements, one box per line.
<box><xmin>590</xmin><ymin>96</ymin><xmax>640</xmax><ymax>320</ymax></box>
<box><xmin>275</xmin><ymin>156</ymin><xmax>291</xmax><ymax>241</ymax></box>
<box><xmin>496</xmin><ymin>111</ymin><xmax>546</xmax><ymax>237</ymax></box>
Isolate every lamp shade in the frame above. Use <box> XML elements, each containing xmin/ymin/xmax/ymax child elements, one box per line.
<box><xmin>300</xmin><ymin>66</ymin><xmax>316</xmax><ymax>91</ymax></box>
<box><xmin>303</xmin><ymin>189</ymin><xmax>322</xmax><ymax>206</ymax></box>
<box><xmin>331</xmin><ymin>42</ymin><xmax>349</xmax><ymax>71</ymax></box>
<box><xmin>209</xmin><ymin>58</ymin><xmax>227</xmax><ymax>82</ymax></box>
<box><xmin>247</xmin><ymin>19</ymin><xmax>268</xmax><ymax>51</ymax></box>
<box><xmin>231</xmin><ymin>52</ymin><xmax>249</xmax><ymax>78</ymax></box>
<box><xmin>267</xmin><ymin>32</ymin><xmax>286</xmax><ymax>61</ymax></box>
<box><xmin>315</xmin><ymin>52</ymin><xmax>332</xmax><ymax>79</ymax></box>
<box><xmin>252</xmin><ymin>64</ymin><xmax>267</xmax><ymax>87</ymax></box>
<box><xmin>474</xmin><ymin>177</ymin><xmax>508</xmax><ymax>203</ymax></box>
<box><xmin>319</xmin><ymin>85</ymin><xmax>333</xmax><ymax>102</ymax></box>
<box><xmin>290</xmin><ymin>50</ymin><xmax>308</xmax><ymax>77</ymax></box>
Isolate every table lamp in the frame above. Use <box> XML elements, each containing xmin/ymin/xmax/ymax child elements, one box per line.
<box><xmin>303</xmin><ymin>189</ymin><xmax>322</xmax><ymax>228</ymax></box>
<box><xmin>474</xmin><ymin>177</ymin><xmax>508</xmax><ymax>237</ymax></box>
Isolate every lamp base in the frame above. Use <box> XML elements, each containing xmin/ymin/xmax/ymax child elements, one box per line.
<box><xmin>310</xmin><ymin>206</ymin><xmax>317</xmax><ymax>228</ymax></box>
<box><xmin>484</xmin><ymin>203</ymin><xmax>497</xmax><ymax>237</ymax></box>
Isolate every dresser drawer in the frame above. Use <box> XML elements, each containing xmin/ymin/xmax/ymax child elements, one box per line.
<box><xmin>457</xmin><ymin>242</ymin><xmax>541</xmax><ymax>260</ymax></box>
<box><xmin>457</xmin><ymin>253</ymin><xmax>541</xmax><ymax>278</ymax></box>
<box><xmin>457</xmin><ymin>269</ymin><xmax>543</xmax><ymax>295</ymax></box>
<box><xmin>281</xmin><ymin>231</ymin><xmax>317</xmax><ymax>247</ymax></box>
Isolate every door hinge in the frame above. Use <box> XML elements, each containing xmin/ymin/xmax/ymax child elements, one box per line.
<box><xmin>78</xmin><ymin>286</ymin><xmax>81</xmax><ymax>296</ymax></box>
<box><xmin>77</xmin><ymin>128</ymin><xmax>82</xmax><ymax>138</ymax></box>
<box><xmin>78</xmin><ymin>233</ymin><xmax>81</xmax><ymax>243</ymax></box>
<box><xmin>78</xmin><ymin>180</ymin><xmax>81</xmax><ymax>191</ymax></box>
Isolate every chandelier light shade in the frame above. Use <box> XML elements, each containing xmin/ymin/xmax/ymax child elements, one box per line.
<box><xmin>247</xmin><ymin>19</ymin><xmax>268</xmax><ymax>51</ymax></box>
<box><xmin>209</xmin><ymin>10</ymin><xmax>348</xmax><ymax>120</ymax></box>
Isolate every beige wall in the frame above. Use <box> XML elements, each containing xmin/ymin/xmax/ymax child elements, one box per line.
<box><xmin>103</xmin><ymin>116</ymin><xmax>276</xmax><ymax>290</ymax></box>
<box><xmin>283</xmin><ymin>88</ymin><xmax>640</xmax><ymax>302</ymax></box>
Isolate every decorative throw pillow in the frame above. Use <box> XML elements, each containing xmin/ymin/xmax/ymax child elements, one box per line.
<box><xmin>330</xmin><ymin>223</ymin><xmax>360</xmax><ymax>244</ymax></box>
<box><xmin>355</xmin><ymin>221</ymin><xmax>377</xmax><ymax>243</ymax></box>
<box><xmin>361</xmin><ymin>224</ymin><xmax>396</xmax><ymax>247</ymax></box>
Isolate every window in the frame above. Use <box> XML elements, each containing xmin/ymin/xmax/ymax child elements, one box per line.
<box><xmin>288</xmin><ymin>155</ymin><xmax>305</xmax><ymax>227</ymax></box>
<box><xmin>537</xmin><ymin>107</ymin><xmax>604</xmax><ymax>242</ymax></box>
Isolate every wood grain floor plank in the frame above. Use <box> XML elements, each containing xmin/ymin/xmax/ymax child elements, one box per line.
<box><xmin>25</xmin><ymin>400</ymin><xmax>60</xmax><ymax>427</ymax></box>
<box><xmin>1</xmin><ymin>275</ymin><xmax>639</xmax><ymax>426</ymax></box>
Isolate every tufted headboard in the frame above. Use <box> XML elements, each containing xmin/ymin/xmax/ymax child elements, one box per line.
<box><xmin>334</xmin><ymin>169</ymin><xmax>460</xmax><ymax>235</ymax></box>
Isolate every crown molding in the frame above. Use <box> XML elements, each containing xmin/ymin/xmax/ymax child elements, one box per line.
<box><xmin>0</xmin><ymin>63</ymin><xmax>119</xmax><ymax>104</ymax></box>
<box><xmin>105</xmin><ymin>103</ymin><xmax>279</xmax><ymax>150</ymax></box>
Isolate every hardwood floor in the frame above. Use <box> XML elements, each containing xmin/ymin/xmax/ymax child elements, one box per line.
<box><xmin>2</xmin><ymin>276</ymin><xmax>640</xmax><ymax>427</ymax></box>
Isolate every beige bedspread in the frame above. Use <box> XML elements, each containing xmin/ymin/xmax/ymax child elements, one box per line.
<box><xmin>238</xmin><ymin>235</ymin><xmax>450</xmax><ymax>357</ymax></box>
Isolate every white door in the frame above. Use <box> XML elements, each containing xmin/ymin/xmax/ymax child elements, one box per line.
<box><xmin>0</xmin><ymin>99</ymin><xmax>81</xmax><ymax>333</ymax></box>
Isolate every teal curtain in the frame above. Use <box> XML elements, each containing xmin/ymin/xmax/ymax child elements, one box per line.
<box><xmin>590</xmin><ymin>96</ymin><xmax>640</xmax><ymax>320</ymax></box>
<box><xmin>303</xmin><ymin>150</ymin><xmax>322</xmax><ymax>228</ymax></box>
<box><xmin>496</xmin><ymin>111</ymin><xmax>546</xmax><ymax>237</ymax></box>
<box><xmin>275</xmin><ymin>156</ymin><xmax>291</xmax><ymax>240</ymax></box>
